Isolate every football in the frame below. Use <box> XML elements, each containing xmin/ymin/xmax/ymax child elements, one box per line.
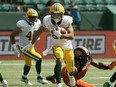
<box><xmin>55</xmin><ymin>27</ymin><xmax>67</xmax><ymax>34</ymax></box>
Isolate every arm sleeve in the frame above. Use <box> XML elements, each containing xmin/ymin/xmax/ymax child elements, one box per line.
<box><xmin>66</xmin><ymin>16</ymin><xmax>73</xmax><ymax>28</ymax></box>
<box><xmin>91</xmin><ymin>59</ymin><xmax>109</xmax><ymax>70</ymax></box>
<box><xmin>16</xmin><ymin>21</ymin><xmax>24</xmax><ymax>31</ymax></box>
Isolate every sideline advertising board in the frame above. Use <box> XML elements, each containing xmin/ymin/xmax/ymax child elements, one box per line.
<box><xmin>0</xmin><ymin>31</ymin><xmax>116</xmax><ymax>60</ymax></box>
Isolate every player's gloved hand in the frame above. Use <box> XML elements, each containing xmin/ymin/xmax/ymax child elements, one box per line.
<box><xmin>12</xmin><ymin>44</ymin><xmax>20</xmax><ymax>58</ymax></box>
<box><xmin>42</xmin><ymin>48</ymin><xmax>51</xmax><ymax>56</ymax></box>
<box><xmin>53</xmin><ymin>28</ymin><xmax>62</xmax><ymax>39</ymax></box>
<box><xmin>42</xmin><ymin>49</ymin><xmax>49</xmax><ymax>56</ymax></box>
<box><xmin>22</xmin><ymin>43</ymin><xmax>33</xmax><ymax>51</ymax></box>
<box><xmin>108</xmin><ymin>61</ymin><xmax>116</xmax><ymax>70</ymax></box>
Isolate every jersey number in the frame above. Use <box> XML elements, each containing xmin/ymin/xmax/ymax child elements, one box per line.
<box><xmin>51</xmin><ymin>30</ymin><xmax>58</xmax><ymax>39</ymax></box>
<box><xmin>26</xmin><ymin>31</ymin><xmax>36</xmax><ymax>40</ymax></box>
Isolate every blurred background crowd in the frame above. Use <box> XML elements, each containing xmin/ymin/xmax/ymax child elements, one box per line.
<box><xmin>0</xmin><ymin>0</ymin><xmax>116</xmax><ymax>30</ymax></box>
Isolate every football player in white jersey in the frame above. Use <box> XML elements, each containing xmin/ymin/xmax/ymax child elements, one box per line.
<box><xmin>23</xmin><ymin>3</ymin><xmax>77</xmax><ymax>87</ymax></box>
<box><xmin>10</xmin><ymin>8</ymin><xmax>48</xmax><ymax>85</ymax></box>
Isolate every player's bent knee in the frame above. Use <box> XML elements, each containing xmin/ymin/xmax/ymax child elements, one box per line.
<box><xmin>56</xmin><ymin>59</ymin><xmax>62</xmax><ymax>64</ymax></box>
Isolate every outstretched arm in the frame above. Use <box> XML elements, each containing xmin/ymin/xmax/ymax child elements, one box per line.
<box><xmin>91</xmin><ymin>59</ymin><xmax>116</xmax><ymax>70</ymax></box>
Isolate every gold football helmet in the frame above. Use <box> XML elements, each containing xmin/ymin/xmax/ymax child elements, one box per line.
<box><xmin>50</xmin><ymin>3</ymin><xmax>65</xmax><ymax>24</ymax></box>
<box><xmin>25</xmin><ymin>8</ymin><xmax>38</xmax><ymax>24</ymax></box>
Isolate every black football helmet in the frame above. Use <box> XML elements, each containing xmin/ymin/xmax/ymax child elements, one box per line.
<box><xmin>74</xmin><ymin>46</ymin><xmax>91</xmax><ymax>66</ymax></box>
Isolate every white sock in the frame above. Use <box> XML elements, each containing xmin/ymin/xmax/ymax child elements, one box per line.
<box><xmin>67</xmin><ymin>73</ymin><xmax>76</xmax><ymax>86</ymax></box>
<box><xmin>58</xmin><ymin>83</ymin><xmax>62</xmax><ymax>87</ymax></box>
<box><xmin>37</xmin><ymin>73</ymin><xmax>42</xmax><ymax>77</ymax></box>
<box><xmin>108</xmin><ymin>80</ymin><xmax>112</xmax><ymax>85</ymax></box>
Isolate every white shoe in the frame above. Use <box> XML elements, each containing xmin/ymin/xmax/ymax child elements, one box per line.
<box><xmin>67</xmin><ymin>73</ymin><xmax>76</xmax><ymax>86</ymax></box>
<box><xmin>2</xmin><ymin>80</ymin><xmax>8</xmax><ymax>87</ymax></box>
<box><xmin>21</xmin><ymin>76</ymin><xmax>32</xmax><ymax>85</ymax></box>
<box><xmin>57</xmin><ymin>83</ymin><xmax>62</xmax><ymax>87</ymax></box>
<box><xmin>37</xmin><ymin>76</ymin><xmax>48</xmax><ymax>84</ymax></box>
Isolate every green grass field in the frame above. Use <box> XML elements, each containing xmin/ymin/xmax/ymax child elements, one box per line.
<box><xmin>0</xmin><ymin>58</ymin><xmax>116</xmax><ymax>87</ymax></box>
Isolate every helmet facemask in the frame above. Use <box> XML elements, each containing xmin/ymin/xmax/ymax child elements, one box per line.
<box><xmin>27</xmin><ymin>16</ymin><xmax>37</xmax><ymax>24</ymax></box>
<box><xmin>51</xmin><ymin>12</ymin><xmax>63</xmax><ymax>24</ymax></box>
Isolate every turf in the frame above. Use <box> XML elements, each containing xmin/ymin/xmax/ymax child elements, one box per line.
<box><xmin>0</xmin><ymin>58</ymin><xmax>116</xmax><ymax>87</ymax></box>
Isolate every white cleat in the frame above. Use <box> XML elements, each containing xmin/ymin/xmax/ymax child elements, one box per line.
<box><xmin>57</xmin><ymin>83</ymin><xmax>62</xmax><ymax>87</ymax></box>
<box><xmin>37</xmin><ymin>76</ymin><xmax>48</xmax><ymax>84</ymax></box>
<box><xmin>67</xmin><ymin>73</ymin><xmax>76</xmax><ymax>87</ymax></box>
<box><xmin>21</xmin><ymin>76</ymin><xmax>32</xmax><ymax>85</ymax></box>
<box><xmin>2</xmin><ymin>80</ymin><xmax>8</xmax><ymax>87</ymax></box>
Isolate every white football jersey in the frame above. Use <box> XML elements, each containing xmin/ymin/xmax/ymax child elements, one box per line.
<box><xmin>43</xmin><ymin>15</ymin><xmax>73</xmax><ymax>50</ymax></box>
<box><xmin>16</xmin><ymin>19</ymin><xmax>41</xmax><ymax>47</ymax></box>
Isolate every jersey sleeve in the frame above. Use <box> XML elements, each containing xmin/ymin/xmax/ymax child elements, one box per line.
<box><xmin>37</xmin><ymin>19</ymin><xmax>41</xmax><ymax>25</ymax></box>
<box><xmin>64</xmin><ymin>16</ymin><xmax>73</xmax><ymax>28</ymax></box>
<box><xmin>67</xmin><ymin>16</ymin><xmax>73</xmax><ymax>24</ymax></box>
<box><xmin>35</xmin><ymin>19</ymin><xmax>41</xmax><ymax>31</ymax></box>
<box><xmin>17</xmin><ymin>20</ymin><xmax>22</xmax><ymax>27</ymax></box>
<box><xmin>16</xmin><ymin>20</ymin><xmax>24</xmax><ymax>31</ymax></box>
<box><xmin>67</xmin><ymin>16</ymin><xmax>73</xmax><ymax>28</ymax></box>
<box><xmin>42</xmin><ymin>15</ymin><xmax>49</xmax><ymax>28</ymax></box>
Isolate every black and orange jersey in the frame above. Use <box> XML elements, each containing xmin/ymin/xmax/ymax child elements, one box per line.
<box><xmin>62</xmin><ymin>56</ymin><xmax>92</xmax><ymax>86</ymax></box>
<box><xmin>74</xmin><ymin>55</ymin><xmax>92</xmax><ymax>80</ymax></box>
